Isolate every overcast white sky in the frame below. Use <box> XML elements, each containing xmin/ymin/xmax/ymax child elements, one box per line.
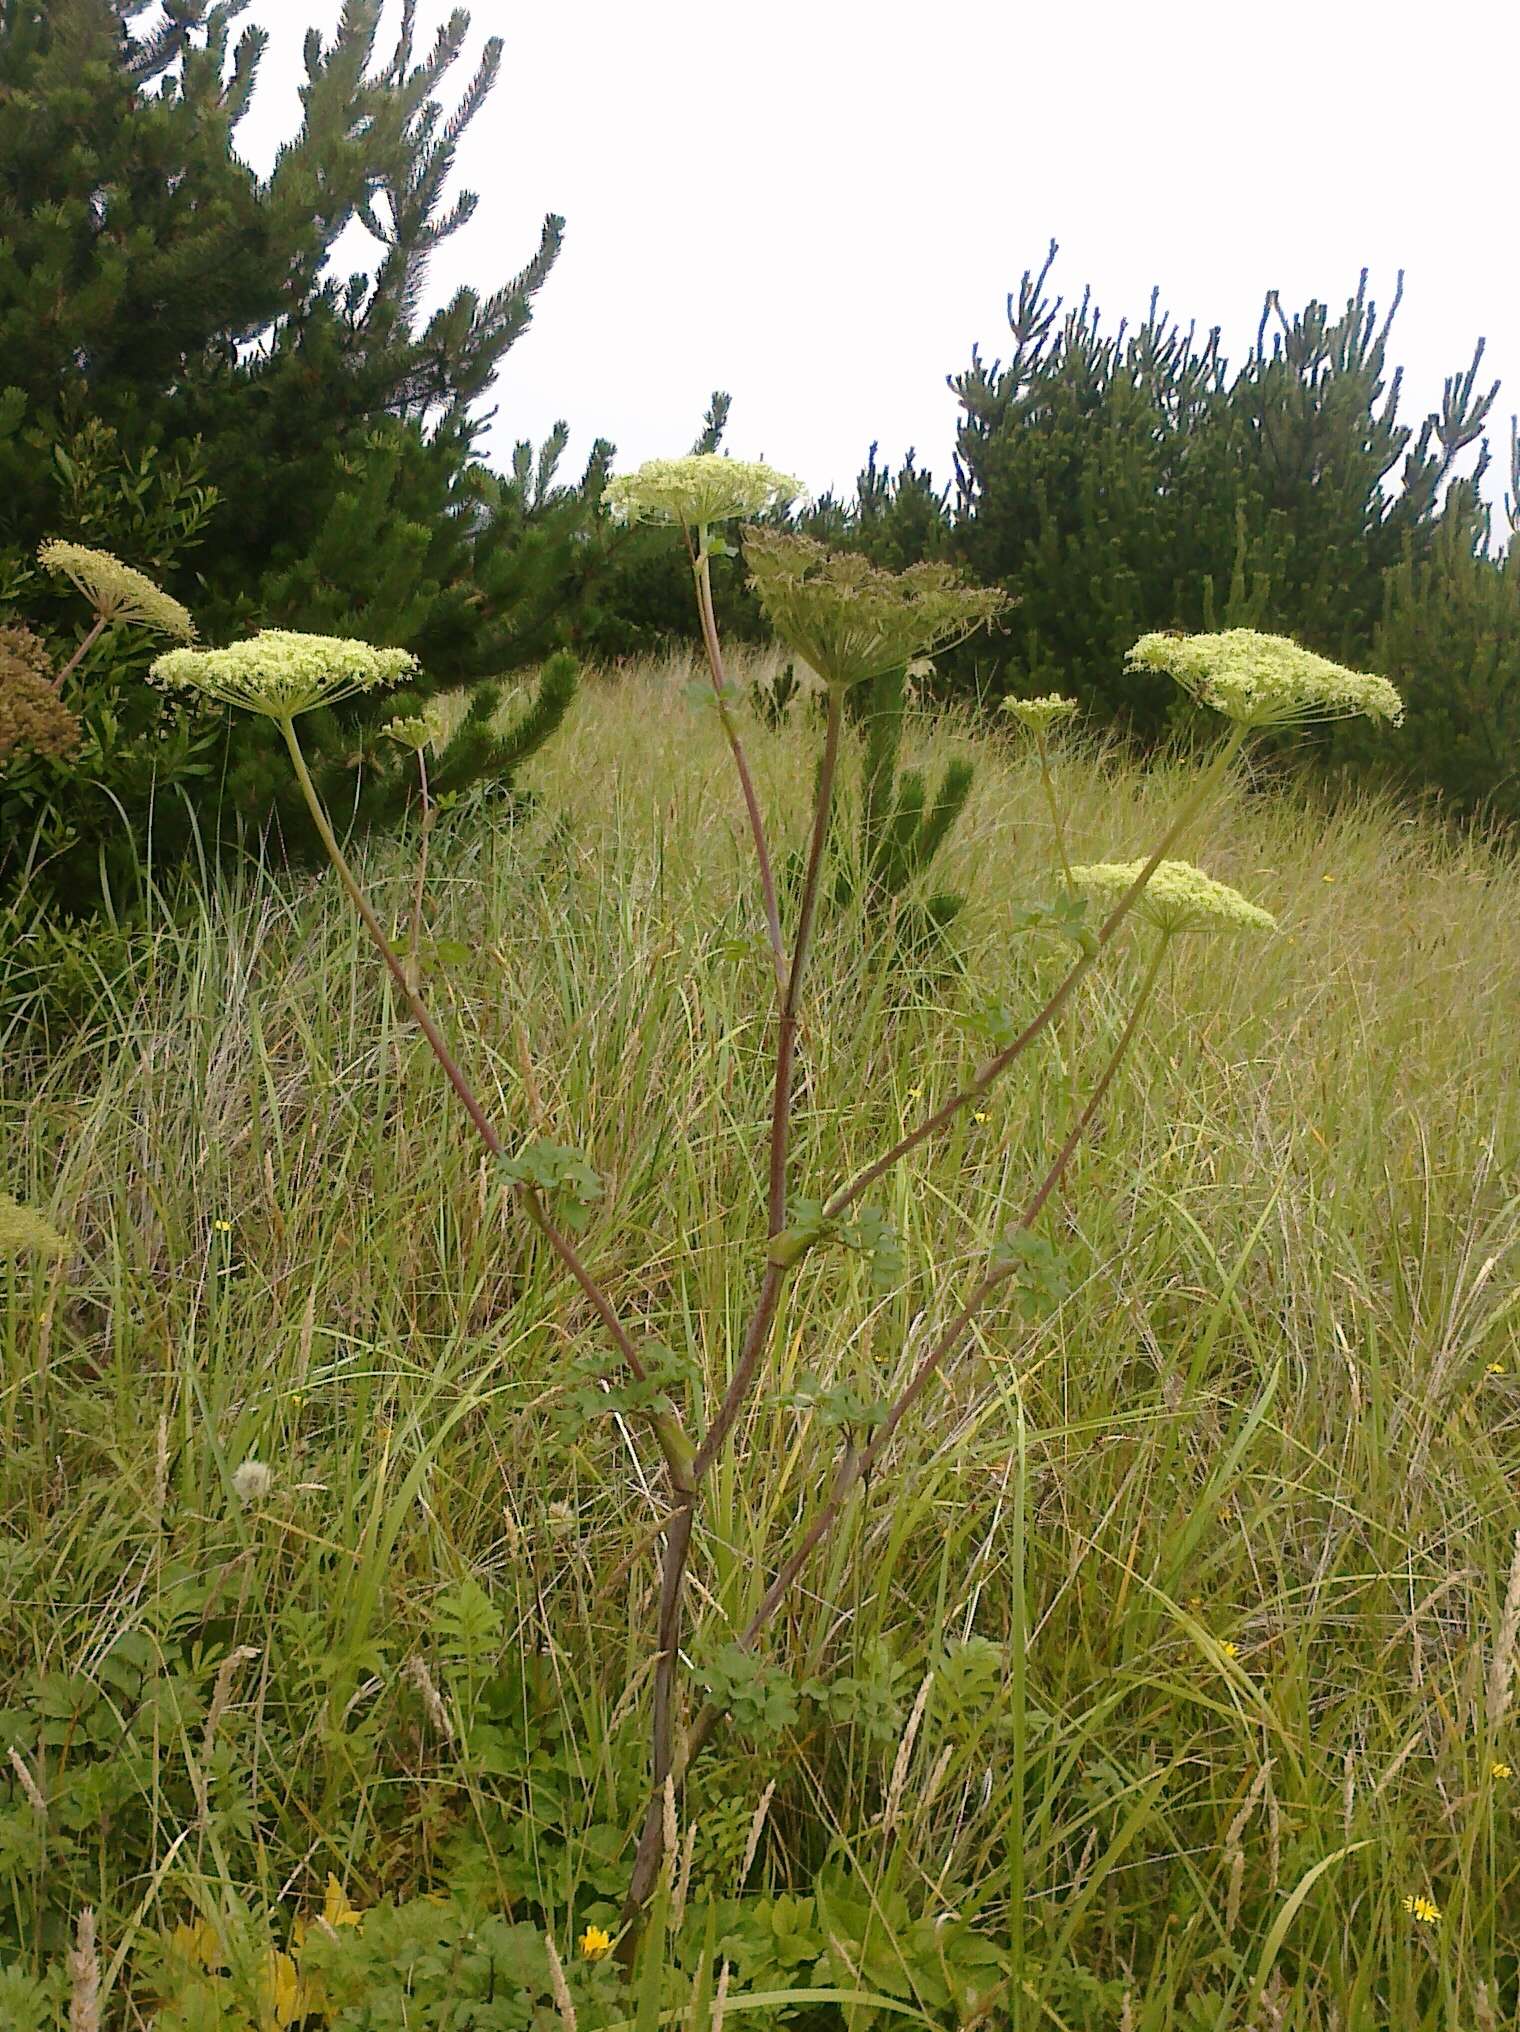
<box><xmin>232</xmin><ymin>0</ymin><xmax>1518</xmax><ymax>516</ymax></box>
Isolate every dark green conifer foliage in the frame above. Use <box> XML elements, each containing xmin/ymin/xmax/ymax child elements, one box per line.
<box><xmin>947</xmin><ymin>246</ymin><xmax>1497</xmax><ymax>739</ymax></box>
<box><xmin>1364</xmin><ymin>424</ymin><xmax>1520</xmax><ymax>823</ymax></box>
<box><xmin>0</xmin><ymin>0</ymin><xmax>588</xmax><ymax>908</ymax></box>
<box><xmin>828</xmin><ymin>662</ymin><xmax>974</xmax><ymax>943</ymax></box>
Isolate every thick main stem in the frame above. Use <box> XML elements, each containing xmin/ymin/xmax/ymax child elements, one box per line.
<box><xmin>277</xmin><ymin>719</ymin><xmax>693</xmax><ymax>1477</ymax></box>
<box><xmin>693</xmin><ymin>686</ymin><xmax>844</xmax><ymax>1482</ymax></box>
<box><xmin>624</xmin><ymin>685</ymin><xmax>847</xmax><ymax>1925</ymax></box>
<box><xmin>681</xmin><ymin>932</ymin><xmax>1173</xmax><ymax>1771</ymax></box>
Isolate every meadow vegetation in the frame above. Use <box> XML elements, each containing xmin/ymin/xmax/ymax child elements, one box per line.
<box><xmin>4</xmin><ymin>646</ymin><xmax>1519</xmax><ymax>2028</ymax></box>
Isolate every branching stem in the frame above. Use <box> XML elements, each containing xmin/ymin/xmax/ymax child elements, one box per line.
<box><xmin>277</xmin><ymin>717</ymin><xmax>693</xmax><ymax>1481</ymax></box>
<box><xmin>818</xmin><ymin>722</ymin><xmax>1249</xmax><ymax>1226</ymax></box>
<box><xmin>681</xmin><ymin>930</ymin><xmax>1173</xmax><ymax>1770</ymax></box>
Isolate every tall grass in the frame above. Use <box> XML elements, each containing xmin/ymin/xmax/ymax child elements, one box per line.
<box><xmin>3</xmin><ymin>655</ymin><xmax>1519</xmax><ymax>2027</ymax></box>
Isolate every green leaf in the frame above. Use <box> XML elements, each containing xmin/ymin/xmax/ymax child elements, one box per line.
<box><xmin>499</xmin><ymin>1139</ymin><xmax>603</xmax><ymax>1231</ymax></box>
<box><xmin>988</xmin><ymin>1228</ymin><xmax>1071</xmax><ymax>1314</ymax></box>
<box><xmin>768</xmin><ymin>1196</ymin><xmax>836</xmax><ymax>1266</ymax></box>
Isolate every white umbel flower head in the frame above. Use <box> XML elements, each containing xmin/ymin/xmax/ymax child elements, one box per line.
<box><xmin>605</xmin><ymin>455</ymin><xmax>801</xmax><ymax>529</ymax></box>
<box><xmin>1069</xmin><ymin>859</ymin><xmax>1277</xmax><ymax>937</ymax></box>
<box><xmin>0</xmin><ymin>1190</ymin><xmax>68</xmax><ymax>1260</ymax></box>
<box><xmin>231</xmin><ymin>1459</ymin><xmax>274</xmax><ymax>1506</ymax></box>
<box><xmin>1003</xmin><ymin>693</ymin><xmax>1079</xmax><ymax>734</ymax></box>
<box><xmin>151</xmin><ymin>631</ymin><xmax>417</xmax><ymax>718</ymax></box>
<box><xmin>1127</xmin><ymin>629</ymin><xmax>1403</xmax><ymax>729</ymax></box>
<box><xmin>39</xmin><ymin>540</ymin><xmax>195</xmax><ymax>640</ymax></box>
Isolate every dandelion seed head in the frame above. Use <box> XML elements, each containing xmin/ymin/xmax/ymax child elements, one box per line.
<box><xmin>39</xmin><ymin>540</ymin><xmax>195</xmax><ymax>640</ymax></box>
<box><xmin>231</xmin><ymin>1459</ymin><xmax>273</xmax><ymax>1506</ymax></box>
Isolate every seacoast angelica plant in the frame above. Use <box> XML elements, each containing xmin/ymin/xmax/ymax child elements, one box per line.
<box><xmin>1003</xmin><ymin>692</ymin><xmax>1079</xmax><ymax>734</ymax></box>
<box><xmin>0</xmin><ymin>623</ymin><xmax>80</xmax><ymax>765</ymax></box>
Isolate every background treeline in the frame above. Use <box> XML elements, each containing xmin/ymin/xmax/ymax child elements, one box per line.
<box><xmin>3</xmin><ymin>5</ymin><xmax>1518</xmax><ymax>930</ymax></box>
<box><xmin>797</xmin><ymin>244</ymin><xmax>1519</xmax><ymax>823</ymax></box>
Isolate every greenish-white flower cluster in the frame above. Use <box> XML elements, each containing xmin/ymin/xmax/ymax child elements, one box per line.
<box><xmin>0</xmin><ymin>1191</ymin><xmax>68</xmax><ymax>1260</ymax></box>
<box><xmin>38</xmin><ymin>540</ymin><xmax>195</xmax><ymax>641</ymax></box>
<box><xmin>745</xmin><ymin>529</ymin><xmax>1007</xmax><ymax>691</ymax></box>
<box><xmin>1068</xmin><ymin>859</ymin><xmax>1277</xmax><ymax>937</ymax></box>
<box><xmin>1127</xmin><ymin>628</ymin><xmax>1403</xmax><ymax>729</ymax></box>
<box><xmin>383</xmin><ymin>704</ymin><xmax>445</xmax><ymax>752</ymax></box>
<box><xmin>1003</xmin><ymin>692</ymin><xmax>1078</xmax><ymax>734</ymax></box>
<box><xmin>151</xmin><ymin>631</ymin><xmax>418</xmax><ymax>719</ymax></box>
<box><xmin>605</xmin><ymin>455</ymin><xmax>800</xmax><ymax>529</ymax></box>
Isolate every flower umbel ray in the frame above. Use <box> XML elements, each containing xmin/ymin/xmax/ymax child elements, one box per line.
<box><xmin>151</xmin><ymin>631</ymin><xmax>418</xmax><ymax>719</ymax></box>
<box><xmin>745</xmin><ymin>528</ymin><xmax>1007</xmax><ymax>691</ymax></box>
<box><xmin>1127</xmin><ymin>628</ymin><xmax>1403</xmax><ymax>729</ymax></box>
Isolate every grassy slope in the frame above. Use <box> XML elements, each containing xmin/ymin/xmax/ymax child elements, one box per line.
<box><xmin>3</xmin><ymin>655</ymin><xmax>1519</xmax><ymax>2026</ymax></box>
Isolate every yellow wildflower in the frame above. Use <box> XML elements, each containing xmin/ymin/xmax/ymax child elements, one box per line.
<box><xmin>1220</xmin><ymin>1641</ymin><xmax>1239</xmax><ymax>1659</ymax></box>
<box><xmin>1402</xmin><ymin>1893</ymin><xmax>1441</xmax><ymax>1925</ymax></box>
<box><xmin>0</xmin><ymin>1191</ymin><xmax>68</xmax><ymax>1260</ymax></box>
<box><xmin>579</xmin><ymin>1924</ymin><xmax>613</xmax><ymax>1961</ymax></box>
<box><xmin>1492</xmin><ymin>1761</ymin><xmax>1512</xmax><ymax>1780</ymax></box>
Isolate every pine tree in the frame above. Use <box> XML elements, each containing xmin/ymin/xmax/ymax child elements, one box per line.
<box><xmin>1365</xmin><ymin>424</ymin><xmax>1520</xmax><ymax>823</ymax></box>
<box><xmin>946</xmin><ymin>246</ymin><xmax>1497</xmax><ymax>739</ymax></box>
<box><xmin>0</xmin><ymin>0</ymin><xmax>590</xmax><ymax>910</ymax></box>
